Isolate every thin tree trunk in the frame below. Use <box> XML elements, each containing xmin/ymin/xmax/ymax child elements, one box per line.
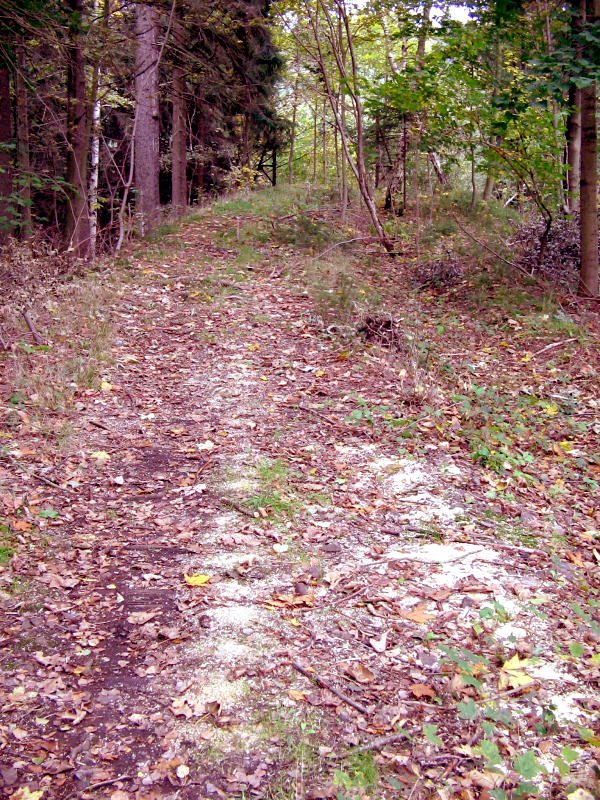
<box><xmin>134</xmin><ymin>2</ymin><xmax>160</xmax><ymax>233</ymax></box>
<box><xmin>482</xmin><ymin>174</ymin><xmax>495</xmax><ymax>201</ymax></box>
<box><xmin>322</xmin><ymin>96</ymin><xmax>327</xmax><ymax>182</ymax></box>
<box><xmin>171</xmin><ymin>63</ymin><xmax>187</xmax><ymax>211</ymax></box>
<box><xmin>0</xmin><ymin>64</ymin><xmax>13</xmax><ymax>243</ymax></box>
<box><xmin>578</xmin><ymin>0</ymin><xmax>598</xmax><ymax>296</ymax></box>
<box><xmin>288</xmin><ymin>64</ymin><xmax>299</xmax><ymax>184</ymax></box>
<box><xmin>579</xmin><ymin>79</ymin><xmax>598</xmax><ymax>295</ymax></box>
<box><xmin>64</xmin><ymin>0</ymin><xmax>90</xmax><ymax>257</ymax></box>
<box><xmin>312</xmin><ymin>103</ymin><xmax>317</xmax><ymax>182</ymax></box>
<box><xmin>470</xmin><ymin>143</ymin><xmax>477</xmax><ymax>210</ymax></box>
<box><xmin>89</xmin><ymin>86</ymin><xmax>101</xmax><ymax>255</ymax></box>
<box><xmin>15</xmin><ymin>47</ymin><xmax>31</xmax><ymax>238</ymax></box>
<box><xmin>338</xmin><ymin>11</ymin><xmax>347</xmax><ymax>221</ymax></box>
<box><xmin>566</xmin><ymin>85</ymin><xmax>582</xmax><ymax>212</ymax></box>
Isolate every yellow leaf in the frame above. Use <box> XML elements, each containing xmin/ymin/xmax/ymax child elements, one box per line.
<box><xmin>13</xmin><ymin>789</ymin><xmax>45</xmax><ymax>800</ymax></box>
<box><xmin>260</xmin><ymin>375</ymin><xmax>268</xmax><ymax>382</ymax></box>
<box><xmin>184</xmin><ymin>573</ymin><xmax>211</xmax><ymax>587</ymax></box>
<box><xmin>91</xmin><ymin>450</ymin><xmax>111</xmax><ymax>465</ymax></box>
<box><xmin>315</xmin><ymin>369</ymin><xmax>325</xmax><ymax>377</ymax></box>
<box><xmin>101</xmin><ymin>380</ymin><xmax>112</xmax><ymax>392</ymax></box>
<box><xmin>541</xmin><ymin>403</ymin><xmax>559</xmax><ymax>416</ymax></box>
<box><xmin>521</xmin><ymin>352</ymin><xmax>533</xmax><ymax>363</ymax></box>
<box><xmin>286</xmin><ymin>617</ymin><xmax>301</xmax><ymax>627</ymax></box>
<box><xmin>499</xmin><ymin>654</ymin><xmax>534</xmax><ymax>690</ymax></box>
<box><xmin>288</xmin><ymin>689</ymin><xmax>306</xmax><ymax>701</ymax></box>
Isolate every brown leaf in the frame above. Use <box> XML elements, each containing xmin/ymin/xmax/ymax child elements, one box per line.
<box><xmin>369</xmin><ymin>631</ymin><xmax>388</xmax><ymax>653</ymax></box>
<box><xmin>399</xmin><ymin>603</ymin><xmax>435</xmax><ymax>624</ymax></box>
<box><xmin>344</xmin><ymin>662</ymin><xmax>375</xmax><ymax>684</ymax></box>
<box><xmin>409</xmin><ymin>683</ymin><xmax>436</xmax><ymax>699</ymax></box>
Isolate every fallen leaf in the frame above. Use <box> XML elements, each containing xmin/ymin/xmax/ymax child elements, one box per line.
<box><xmin>184</xmin><ymin>573</ymin><xmax>211</xmax><ymax>587</ymax></box>
<box><xmin>288</xmin><ymin>689</ymin><xmax>306</xmax><ymax>702</ymax></box>
<box><xmin>369</xmin><ymin>631</ymin><xmax>388</xmax><ymax>653</ymax></box>
<box><xmin>409</xmin><ymin>683</ymin><xmax>436</xmax><ymax>699</ymax></box>
<box><xmin>399</xmin><ymin>603</ymin><xmax>435</xmax><ymax>624</ymax></box>
<box><xmin>499</xmin><ymin>654</ymin><xmax>534</xmax><ymax>690</ymax></box>
<box><xmin>13</xmin><ymin>789</ymin><xmax>45</xmax><ymax>800</ymax></box>
<box><xmin>126</xmin><ymin>611</ymin><xmax>159</xmax><ymax>625</ymax></box>
<box><xmin>91</xmin><ymin>451</ymin><xmax>111</xmax><ymax>465</ymax></box>
<box><xmin>344</xmin><ymin>662</ymin><xmax>375</xmax><ymax>684</ymax></box>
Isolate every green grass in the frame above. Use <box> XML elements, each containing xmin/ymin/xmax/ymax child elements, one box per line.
<box><xmin>246</xmin><ymin>491</ymin><xmax>299</xmax><ymax>520</ymax></box>
<box><xmin>0</xmin><ymin>522</ymin><xmax>16</xmax><ymax>565</ymax></box>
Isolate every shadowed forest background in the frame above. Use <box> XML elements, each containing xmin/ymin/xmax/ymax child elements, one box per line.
<box><xmin>1</xmin><ymin>2</ymin><xmax>600</xmax><ymax>800</ymax></box>
<box><xmin>0</xmin><ymin>0</ymin><xmax>598</xmax><ymax>298</ymax></box>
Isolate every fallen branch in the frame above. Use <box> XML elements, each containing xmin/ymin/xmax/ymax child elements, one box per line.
<box><xmin>448</xmin><ymin>214</ymin><xmax>530</xmax><ymax>277</ymax></box>
<box><xmin>0</xmin><ymin>452</ymin><xmax>66</xmax><ymax>491</ymax></box>
<box><xmin>294</xmin><ymin>403</ymin><xmax>337</xmax><ymax>426</ymax></box>
<box><xmin>313</xmin><ymin>236</ymin><xmax>375</xmax><ymax>260</ymax></box>
<box><xmin>22</xmin><ymin>310</ymin><xmax>46</xmax><ymax>345</ymax></box>
<box><xmin>219</xmin><ymin>496</ymin><xmax>258</xmax><ymax>519</ymax></box>
<box><xmin>350</xmin><ymin>731</ymin><xmax>411</xmax><ymax>753</ymax></box>
<box><xmin>532</xmin><ymin>337</ymin><xmax>577</xmax><ymax>358</ymax></box>
<box><xmin>291</xmin><ymin>660</ymin><xmax>370</xmax><ymax>716</ymax></box>
<box><xmin>71</xmin><ymin>774</ymin><xmax>133</xmax><ymax>797</ymax></box>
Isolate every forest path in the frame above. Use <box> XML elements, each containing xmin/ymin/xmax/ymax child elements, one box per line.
<box><xmin>1</xmin><ymin>198</ymin><xmax>599</xmax><ymax>800</ymax></box>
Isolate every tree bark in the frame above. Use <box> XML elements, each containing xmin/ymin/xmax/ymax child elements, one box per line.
<box><xmin>15</xmin><ymin>47</ymin><xmax>31</xmax><ymax>238</ymax></box>
<box><xmin>566</xmin><ymin>85</ymin><xmax>582</xmax><ymax>212</ymax></box>
<box><xmin>0</xmin><ymin>64</ymin><xmax>12</xmax><ymax>243</ymax></box>
<box><xmin>134</xmin><ymin>2</ymin><xmax>161</xmax><ymax>233</ymax></box>
<box><xmin>171</xmin><ymin>63</ymin><xmax>187</xmax><ymax>211</ymax></box>
<box><xmin>64</xmin><ymin>0</ymin><xmax>90</xmax><ymax>257</ymax></box>
<box><xmin>579</xmin><ymin>80</ymin><xmax>598</xmax><ymax>295</ymax></box>
<box><xmin>578</xmin><ymin>0</ymin><xmax>598</xmax><ymax>296</ymax></box>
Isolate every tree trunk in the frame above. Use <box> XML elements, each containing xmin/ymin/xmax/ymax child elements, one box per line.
<box><xmin>579</xmin><ymin>79</ymin><xmax>598</xmax><ymax>295</ymax></box>
<box><xmin>482</xmin><ymin>174</ymin><xmax>495</xmax><ymax>201</ymax></box>
<box><xmin>64</xmin><ymin>0</ymin><xmax>90</xmax><ymax>257</ymax></box>
<box><xmin>566</xmin><ymin>85</ymin><xmax>582</xmax><ymax>212</ymax></box>
<box><xmin>322</xmin><ymin>97</ymin><xmax>327</xmax><ymax>183</ymax></box>
<box><xmin>311</xmin><ymin>103</ymin><xmax>317</xmax><ymax>182</ymax></box>
<box><xmin>288</xmin><ymin>73</ymin><xmax>299</xmax><ymax>184</ymax></box>
<box><xmin>134</xmin><ymin>2</ymin><xmax>161</xmax><ymax>233</ymax></box>
<box><xmin>171</xmin><ymin>64</ymin><xmax>187</xmax><ymax>212</ymax></box>
<box><xmin>15</xmin><ymin>47</ymin><xmax>31</xmax><ymax>238</ymax></box>
<box><xmin>0</xmin><ymin>64</ymin><xmax>12</xmax><ymax>243</ymax></box>
<box><xmin>578</xmin><ymin>0</ymin><xmax>598</xmax><ymax>296</ymax></box>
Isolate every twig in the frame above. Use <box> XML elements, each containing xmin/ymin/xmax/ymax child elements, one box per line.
<box><xmin>89</xmin><ymin>419</ymin><xmax>110</xmax><ymax>431</ymax></box>
<box><xmin>390</xmin><ymin>547</ymin><xmax>488</xmax><ymax>564</ymax></box>
<box><xmin>532</xmin><ymin>337</ymin><xmax>577</xmax><ymax>357</ymax></box>
<box><xmin>291</xmin><ymin>661</ymin><xmax>370</xmax><ymax>716</ymax></box>
<box><xmin>350</xmin><ymin>732</ymin><xmax>411</xmax><ymax>753</ymax></box>
<box><xmin>0</xmin><ymin>452</ymin><xmax>66</xmax><ymax>490</ymax></box>
<box><xmin>294</xmin><ymin>404</ymin><xmax>337</xmax><ymax>426</ymax></box>
<box><xmin>449</xmin><ymin>214</ymin><xmax>530</xmax><ymax>277</ymax></box>
<box><xmin>219</xmin><ymin>496</ymin><xmax>258</xmax><ymax>519</ymax></box>
<box><xmin>72</xmin><ymin>774</ymin><xmax>132</xmax><ymax>797</ymax></box>
<box><xmin>313</xmin><ymin>236</ymin><xmax>374</xmax><ymax>260</ymax></box>
<box><xmin>22</xmin><ymin>311</ymin><xmax>46</xmax><ymax>345</ymax></box>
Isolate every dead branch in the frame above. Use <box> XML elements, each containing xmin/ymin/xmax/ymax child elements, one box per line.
<box><xmin>291</xmin><ymin>660</ymin><xmax>370</xmax><ymax>715</ymax></box>
<box><xmin>313</xmin><ymin>236</ymin><xmax>375</xmax><ymax>260</ymax></box>
<box><xmin>350</xmin><ymin>731</ymin><xmax>411</xmax><ymax>754</ymax></box>
<box><xmin>22</xmin><ymin>310</ymin><xmax>46</xmax><ymax>345</ymax></box>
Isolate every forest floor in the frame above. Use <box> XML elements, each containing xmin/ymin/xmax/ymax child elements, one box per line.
<box><xmin>1</xmin><ymin>187</ymin><xmax>599</xmax><ymax>800</ymax></box>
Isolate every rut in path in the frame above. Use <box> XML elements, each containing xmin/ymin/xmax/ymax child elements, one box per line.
<box><xmin>1</xmin><ymin>208</ymin><xmax>598</xmax><ymax>800</ymax></box>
